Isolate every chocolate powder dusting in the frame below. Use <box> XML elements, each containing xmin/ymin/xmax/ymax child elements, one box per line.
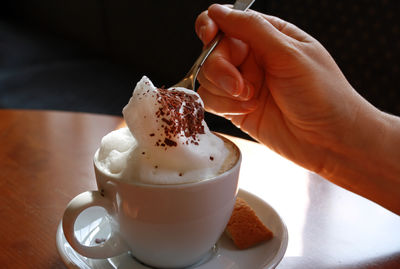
<box><xmin>154</xmin><ymin>88</ymin><xmax>205</xmax><ymax>149</ymax></box>
<box><xmin>164</xmin><ymin>138</ymin><xmax>177</xmax><ymax>147</ymax></box>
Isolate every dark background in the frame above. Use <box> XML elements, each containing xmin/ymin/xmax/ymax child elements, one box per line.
<box><xmin>1</xmin><ymin>0</ymin><xmax>399</xmax><ymax>139</ymax></box>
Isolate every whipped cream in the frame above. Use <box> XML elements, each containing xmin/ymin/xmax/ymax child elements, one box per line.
<box><xmin>96</xmin><ymin>76</ymin><xmax>229</xmax><ymax>184</ymax></box>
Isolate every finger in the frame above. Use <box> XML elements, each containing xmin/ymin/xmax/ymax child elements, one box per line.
<box><xmin>225</xmin><ymin>37</ymin><xmax>249</xmax><ymax>66</ymax></box>
<box><xmin>223</xmin><ymin>113</ymin><xmax>248</xmax><ymax>130</ymax></box>
<box><xmin>200</xmin><ymin>40</ymin><xmax>242</xmax><ymax>96</ymax></box>
<box><xmin>198</xmin><ymin>70</ymin><xmax>255</xmax><ymax>101</ymax></box>
<box><xmin>198</xmin><ymin>86</ymin><xmax>258</xmax><ymax>115</ymax></box>
<box><xmin>199</xmin><ymin>36</ymin><xmax>249</xmax><ymax>96</ymax></box>
<box><xmin>207</xmin><ymin>4</ymin><xmax>288</xmax><ymax>58</ymax></box>
<box><xmin>236</xmin><ymin>51</ymin><xmax>264</xmax><ymax>100</ymax></box>
<box><xmin>197</xmin><ymin>71</ymin><xmax>235</xmax><ymax>99</ymax></box>
<box><xmin>195</xmin><ymin>11</ymin><xmax>219</xmax><ymax>45</ymax></box>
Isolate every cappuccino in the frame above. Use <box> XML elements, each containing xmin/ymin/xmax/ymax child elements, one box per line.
<box><xmin>96</xmin><ymin>76</ymin><xmax>238</xmax><ymax>185</ymax></box>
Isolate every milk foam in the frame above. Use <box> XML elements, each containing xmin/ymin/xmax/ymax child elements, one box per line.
<box><xmin>96</xmin><ymin>127</ymin><xmax>136</xmax><ymax>175</ymax></box>
<box><xmin>96</xmin><ymin>76</ymin><xmax>233</xmax><ymax>184</ymax></box>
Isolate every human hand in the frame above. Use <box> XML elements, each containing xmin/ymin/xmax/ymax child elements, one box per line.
<box><xmin>195</xmin><ymin>4</ymin><xmax>369</xmax><ymax>172</ymax></box>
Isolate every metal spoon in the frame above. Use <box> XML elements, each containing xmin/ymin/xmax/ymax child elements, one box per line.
<box><xmin>172</xmin><ymin>0</ymin><xmax>255</xmax><ymax>91</ymax></box>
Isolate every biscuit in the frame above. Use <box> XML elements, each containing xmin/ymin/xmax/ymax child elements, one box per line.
<box><xmin>226</xmin><ymin>197</ymin><xmax>273</xmax><ymax>249</ymax></box>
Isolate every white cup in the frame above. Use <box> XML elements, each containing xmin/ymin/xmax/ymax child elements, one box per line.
<box><xmin>62</xmin><ymin>136</ymin><xmax>241</xmax><ymax>268</ymax></box>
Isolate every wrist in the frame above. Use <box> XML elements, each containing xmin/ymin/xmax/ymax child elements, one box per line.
<box><xmin>320</xmin><ymin>99</ymin><xmax>400</xmax><ymax>214</ymax></box>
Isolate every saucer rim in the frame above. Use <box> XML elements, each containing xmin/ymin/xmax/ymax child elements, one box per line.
<box><xmin>56</xmin><ymin>188</ymin><xmax>288</xmax><ymax>269</ymax></box>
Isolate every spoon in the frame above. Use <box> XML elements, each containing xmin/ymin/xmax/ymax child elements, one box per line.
<box><xmin>173</xmin><ymin>0</ymin><xmax>255</xmax><ymax>91</ymax></box>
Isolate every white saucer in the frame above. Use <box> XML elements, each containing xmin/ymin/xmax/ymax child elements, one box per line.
<box><xmin>56</xmin><ymin>189</ymin><xmax>288</xmax><ymax>269</ymax></box>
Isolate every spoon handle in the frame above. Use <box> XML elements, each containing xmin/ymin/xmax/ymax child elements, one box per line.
<box><xmin>233</xmin><ymin>0</ymin><xmax>255</xmax><ymax>11</ymax></box>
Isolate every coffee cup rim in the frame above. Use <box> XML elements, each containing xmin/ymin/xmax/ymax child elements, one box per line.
<box><xmin>93</xmin><ymin>134</ymin><xmax>241</xmax><ymax>189</ymax></box>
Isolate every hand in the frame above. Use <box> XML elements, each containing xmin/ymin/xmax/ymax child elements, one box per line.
<box><xmin>195</xmin><ymin>4</ymin><xmax>369</xmax><ymax>173</ymax></box>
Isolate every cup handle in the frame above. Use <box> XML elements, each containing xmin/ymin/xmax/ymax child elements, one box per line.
<box><xmin>62</xmin><ymin>190</ymin><xmax>130</xmax><ymax>258</ymax></box>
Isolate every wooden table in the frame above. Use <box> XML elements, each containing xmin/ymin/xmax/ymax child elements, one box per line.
<box><xmin>0</xmin><ymin>109</ymin><xmax>399</xmax><ymax>268</ymax></box>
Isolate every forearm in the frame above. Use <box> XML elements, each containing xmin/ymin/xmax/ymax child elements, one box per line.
<box><xmin>321</xmin><ymin>100</ymin><xmax>400</xmax><ymax>215</ymax></box>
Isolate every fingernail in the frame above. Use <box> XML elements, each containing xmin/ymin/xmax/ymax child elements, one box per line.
<box><xmin>219</xmin><ymin>76</ymin><xmax>239</xmax><ymax>96</ymax></box>
<box><xmin>241</xmin><ymin>99</ymin><xmax>258</xmax><ymax>110</ymax></box>
<box><xmin>239</xmin><ymin>83</ymin><xmax>253</xmax><ymax>100</ymax></box>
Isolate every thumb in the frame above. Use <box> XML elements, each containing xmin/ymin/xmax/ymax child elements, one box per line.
<box><xmin>208</xmin><ymin>4</ymin><xmax>285</xmax><ymax>58</ymax></box>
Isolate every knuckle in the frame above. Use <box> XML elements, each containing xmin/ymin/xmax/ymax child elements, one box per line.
<box><xmin>241</xmin><ymin>11</ymin><xmax>265</xmax><ymax>27</ymax></box>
